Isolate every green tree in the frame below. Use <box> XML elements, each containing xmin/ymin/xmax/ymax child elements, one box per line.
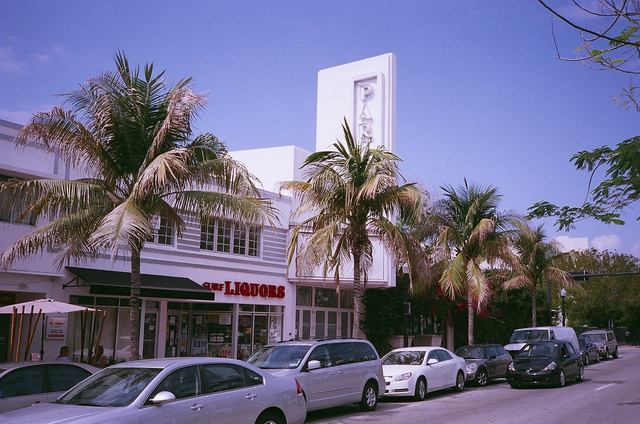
<box><xmin>428</xmin><ymin>180</ymin><xmax>519</xmax><ymax>345</ymax></box>
<box><xmin>503</xmin><ymin>221</ymin><xmax>576</xmax><ymax>326</ymax></box>
<box><xmin>0</xmin><ymin>52</ymin><xmax>278</xmax><ymax>360</ymax></box>
<box><xmin>280</xmin><ymin>120</ymin><xmax>429</xmax><ymax>337</ymax></box>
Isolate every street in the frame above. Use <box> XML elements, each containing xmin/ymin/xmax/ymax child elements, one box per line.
<box><xmin>306</xmin><ymin>345</ymin><xmax>640</xmax><ymax>424</ymax></box>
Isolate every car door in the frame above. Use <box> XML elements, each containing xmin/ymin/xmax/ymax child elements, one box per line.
<box><xmin>561</xmin><ymin>343</ymin><xmax>579</xmax><ymax>379</ymax></box>
<box><xmin>297</xmin><ymin>345</ymin><xmax>340</xmax><ymax>411</ymax></box>
<box><xmin>425</xmin><ymin>350</ymin><xmax>445</xmax><ymax>390</ymax></box>
<box><xmin>435</xmin><ymin>349</ymin><xmax>458</xmax><ymax>388</ymax></box>
<box><xmin>140</xmin><ymin>365</ymin><xmax>209</xmax><ymax>424</ymax></box>
<box><xmin>327</xmin><ymin>343</ymin><xmax>360</xmax><ymax>401</ymax></box>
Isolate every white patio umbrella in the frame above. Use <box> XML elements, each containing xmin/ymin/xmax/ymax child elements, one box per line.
<box><xmin>0</xmin><ymin>298</ymin><xmax>98</xmax><ymax>362</ymax></box>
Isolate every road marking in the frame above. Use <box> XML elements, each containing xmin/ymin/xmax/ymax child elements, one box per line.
<box><xmin>595</xmin><ymin>383</ymin><xmax>616</xmax><ymax>391</ymax></box>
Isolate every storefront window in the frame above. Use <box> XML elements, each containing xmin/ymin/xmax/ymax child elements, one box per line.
<box><xmin>236</xmin><ymin>304</ymin><xmax>284</xmax><ymax>360</ymax></box>
<box><xmin>315</xmin><ymin>288</ymin><xmax>338</xmax><ymax>308</ymax></box>
<box><xmin>296</xmin><ymin>286</ymin><xmax>312</xmax><ymax>306</ymax></box>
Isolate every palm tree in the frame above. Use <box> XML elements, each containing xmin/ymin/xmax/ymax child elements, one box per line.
<box><xmin>429</xmin><ymin>180</ymin><xmax>518</xmax><ymax>345</ymax></box>
<box><xmin>503</xmin><ymin>221</ymin><xmax>576</xmax><ymax>326</ymax></box>
<box><xmin>0</xmin><ymin>52</ymin><xmax>278</xmax><ymax>360</ymax></box>
<box><xmin>279</xmin><ymin>119</ymin><xmax>429</xmax><ymax>337</ymax></box>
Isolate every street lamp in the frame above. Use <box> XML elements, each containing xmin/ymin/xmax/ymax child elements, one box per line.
<box><xmin>560</xmin><ymin>288</ymin><xmax>566</xmax><ymax>327</ymax></box>
<box><xmin>402</xmin><ymin>263</ymin><xmax>410</xmax><ymax>347</ymax></box>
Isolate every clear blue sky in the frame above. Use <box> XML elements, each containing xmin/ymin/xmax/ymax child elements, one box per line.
<box><xmin>1</xmin><ymin>1</ymin><xmax>638</xmax><ymax>256</ymax></box>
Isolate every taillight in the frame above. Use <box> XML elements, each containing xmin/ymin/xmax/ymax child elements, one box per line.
<box><xmin>295</xmin><ymin>379</ymin><xmax>303</xmax><ymax>396</ymax></box>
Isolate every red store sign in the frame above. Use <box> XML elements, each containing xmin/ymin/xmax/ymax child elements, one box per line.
<box><xmin>203</xmin><ymin>281</ymin><xmax>286</xmax><ymax>299</ymax></box>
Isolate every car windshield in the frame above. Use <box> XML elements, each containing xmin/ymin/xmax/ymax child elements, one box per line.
<box><xmin>455</xmin><ymin>347</ymin><xmax>484</xmax><ymax>359</ymax></box>
<box><xmin>510</xmin><ymin>330</ymin><xmax>549</xmax><ymax>343</ymax></box>
<box><xmin>57</xmin><ymin>367</ymin><xmax>160</xmax><ymax>407</ymax></box>
<box><xmin>517</xmin><ymin>343</ymin><xmax>558</xmax><ymax>358</ymax></box>
<box><xmin>584</xmin><ymin>333</ymin><xmax>605</xmax><ymax>341</ymax></box>
<box><xmin>381</xmin><ymin>351</ymin><xmax>425</xmax><ymax>365</ymax></box>
<box><xmin>246</xmin><ymin>345</ymin><xmax>311</xmax><ymax>369</ymax></box>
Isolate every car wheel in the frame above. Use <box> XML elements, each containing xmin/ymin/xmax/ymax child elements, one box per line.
<box><xmin>509</xmin><ymin>383</ymin><xmax>520</xmax><ymax>389</ymax></box>
<box><xmin>476</xmin><ymin>368</ymin><xmax>488</xmax><ymax>387</ymax></box>
<box><xmin>613</xmin><ymin>347</ymin><xmax>619</xmax><ymax>359</ymax></box>
<box><xmin>557</xmin><ymin>370</ymin><xmax>566</xmax><ymax>387</ymax></box>
<box><xmin>414</xmin><ymin>377</ymin><xmax>427</xmax><ymax>401</ymax></box>
<box><xmin>452</xmin><ymin>371</ymin><xmax>465</xmax><ymax>392</ymax></box>
<box><xmin>577</xmin><ymin>365</ymin><xmax>585</xmax><ymax>382</ymax></box>
<box><xmin>594</xmin><ymin>352</ymin><xmax>600</xmax><ymax>363</ymax></box>
<box><xmin>583</xmin><ymin>354</ymin><xmax>589</xmax><ymax>365</ymax></box>
<box><xmin>359</xmin><ymin>382</ymin><xmax>378</xmax><ymax>412</ymax></box>
<box><xmin>604</xmin><ymin>349</ymin><xmax>610</xmax><ymax>360</ymax></box>
<box><xmin>255</xmin><ymin>411</ymin><xmax>283</xmax><ymax>424</ymax></box>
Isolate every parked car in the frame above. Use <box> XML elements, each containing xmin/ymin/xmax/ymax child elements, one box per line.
<box><xmin>580</xmin><ymin>329</ymin><xmax>618</xmax><ymax>360</ymax></box>
<box><xmin>246</xmin><ymin>339</ymin><xmax>384</xmax><ymax>412</ymax></box>
<box><xmin>577</xmin><ymin>337</ymin><xmax>600</xmax><ymax>365</ymax></box>
<box><xmin>0</xmin><ymin>357</ymin><xmax>306</xmax><ymax>424</ymax></box>
<box><xmin>507</xmin><ymin>340</ymin><xmax>584</xmax><ymax>388</ymax></box>
<box><xmin>454</xmin><ymin>344</ymin><xmax>512</xmax><ymax>386</ymax></box>
<box><xmin>504</xmin><ymin>326</ymin><xmax>579</xmax><ymax>358</ymax></box>
<box><xmin>0</xmin><ymin>361</ymin><xmax>99</xmax><ymax>413</ymax></box>
<box><xmin>380</xmin><ymin>347</ymin><xmax>466</xmax><ymax>401</ymax></box>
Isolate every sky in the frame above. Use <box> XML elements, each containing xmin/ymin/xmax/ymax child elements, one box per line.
<box><xmin>1</xmin><ymin>0</ymin><xmax>638</xmax><ymax>256</ymax></box>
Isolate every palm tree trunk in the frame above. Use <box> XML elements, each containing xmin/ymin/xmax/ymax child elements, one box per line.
<box><xmin>531</xmin><ymin>284</ymin><xmax>537</xmax><ymax>327</ymax></box>
<box><xmin>467</xmin><ymin>288</ymin><xmax>474</xmax><ymax>345</ymax></box>
<box><xmin>352</xmin><ymin>249</ymin><xmax>362</xmax><ymax>339</ymax></box>
<box><xmin>129</xmin><ymin>247</ymin><xmax>141</xmax><ymax>361</ymax></box>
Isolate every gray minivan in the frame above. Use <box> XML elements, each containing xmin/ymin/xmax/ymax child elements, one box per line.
<box><xmin>246</xmin><ymin>339</ymin><xmax>385</xmax><ymax>412</ymax></box>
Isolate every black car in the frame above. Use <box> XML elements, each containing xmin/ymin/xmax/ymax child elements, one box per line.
<box><xmin>455</xmin><ymin>344</ymin><xmax>512</xmax><ymax>386</ymax></box>
<box><xmin>578</xmin><ymin>337</ymin><xmax>600</xmax><ymax>365</ymax></box>
<box><xmin>507</xmin><ymin>340</ymin><xmax>584</xmax><ymax>388</ymax></box>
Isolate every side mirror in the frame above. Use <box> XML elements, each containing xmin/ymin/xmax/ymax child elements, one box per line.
<box><xmin>427</xmin><ymin>358</ymin><xmax>438</xmax><ymax>365</ymax></box>
<box><xmin>307</xmin><ymin>360</ymin><xmax>321</xmax><ymax>371</ymax></box>
<box><xmin>151</xmin><ymin>391</ymin><xmax>176</xmax><ymax>404</ymax></box>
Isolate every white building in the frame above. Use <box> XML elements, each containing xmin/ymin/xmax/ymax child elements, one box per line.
<box><xmin>0</xmin><ymin>53</ymin><xmax>399</xmax><ymax>363</ymax></box>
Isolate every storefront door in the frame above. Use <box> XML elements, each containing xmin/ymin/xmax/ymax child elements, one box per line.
<box><xmin>142</xmin><ymin>312</ymin><xmax>157</xmax><ymax>359</ymax></box>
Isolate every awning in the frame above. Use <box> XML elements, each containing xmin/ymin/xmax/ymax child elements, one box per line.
<box><xmin>66</xmin><ymin>267</ymin><xmax>215</xmax><ymax>301</ymax></box>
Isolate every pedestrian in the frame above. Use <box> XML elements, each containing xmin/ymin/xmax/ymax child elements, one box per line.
<box><xmin>55</xmin><ymin>345</ymin><xmax>71</xmax><ymax>362</ymax></box>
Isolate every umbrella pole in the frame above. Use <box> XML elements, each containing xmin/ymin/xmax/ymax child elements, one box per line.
<box><xmin>25</xmin><ymin>310</ymin><xmax>42</xmax><ymax>361</ymax></box>
<box><xmin>80</xmin><ymin>310</ymin><xmax>87</xmax><ymax>363</ymax></box>
<box><xmin>9</xmin><ymin>307</ymin><xmax>16</xmax><ymax>362</ymax></box>
<box><xmin>23</xmin><ymin>306</ymin><xmax>35</xmax><ymax>361</ymax></box>
<box><xmin>93</xmin><ymin>309</ymin><xmax>107</xmax><ymax>365</ymax></box>
<box><xmin>40</xmin><ymin>314</ymin><xmax>46</xmax><ymax>360</ymax></box>
<box><xmin>15</xmin><ymin>305</ymin><xmax>25</xmax><ymax>362</ymax></box>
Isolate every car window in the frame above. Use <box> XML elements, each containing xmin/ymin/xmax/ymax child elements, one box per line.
<box><xmin>496</xmin><ymin>346</ymin><xmax>507</xmax><ymax>356</ymax></box>
<box><xmin>47</xmin><ymin>364</ymin><xmax>92</xmax><ymax>393</ymax></box>
<box><xmin>486</xmin><ymin>346</ymin><xmax>498</xmax><ymax>358</ymax></box>
<box><xmin>0</xmin><ymin>365</ymin><xmax>44</xmax><ymax>398</ymax></box>
<box><xmin>307</xmin><ymin>346</ymin><xmax>332</xmax><ymax>368</ymax></box>
<box><xmin>354</xmin><ymin>342</ymin><xmax>377</xmax><ymax>362</ymax></box>
<box><xmin>427</xmin><ymin>351</ymin><xmax>439</xmax><ymax>363</ymax></box>
<box><xmin>246</xmin><ymin>345</ymin><xmax>310</xmax><ymax>369</ymax></box>
<box><xmin>328</xmin><ymin>343</ymin><xmax>357</xmax><ymax>365</ymax></box>
<box><xmin>566</xmin><ymin>344</ymin><xmax>575</xmax><ymax>354</ymax></box>
<box><xmin>240</xmin><ymin>367</ymin><xmax>264</xmax><ymax>387</ymax></box>
<box><xmin>436</xmin><ymin>350</ymin><xmax>452</xmax><ymax>361</ymax></box>
<box><xmin>202</xmin><ymin>364</ymin><xmax>245</xmax><ymax>393</ymax></box>
<box><xmin>149</xmin><ymin>366</ymin><xmax>200</xmax><ymax>400</ymax></box>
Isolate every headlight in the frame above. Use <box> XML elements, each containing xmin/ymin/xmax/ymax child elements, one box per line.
<box><xmin>466</xmin><ymin>363</ymin><xmax>478</xmax><ymax>373</ymax></box>
<box><xmin>394</xmin><ymin>372</ymin><xmax>412</xmax><ymax>382</ymax></box>
<box><xmin>508</xmin><ymin>362</ymin><xmax>515</xmax><ymax>372</ymax></box>
<box><xmin>542</xmin><ymin>362</ymin><xmax>557</xmax><ymax>371</ymax></box>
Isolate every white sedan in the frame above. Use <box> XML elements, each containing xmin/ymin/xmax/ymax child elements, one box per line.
<box><xmin>381</xmin><ymin>346</ymin><xmax>466</xmax><ymax>401</ymax></box>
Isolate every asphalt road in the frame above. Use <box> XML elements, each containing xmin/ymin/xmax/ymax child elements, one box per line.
<box><xmin>306</xmin><ymin>344</ymin><xmax>640</xmax><ymax>424</ymax></box>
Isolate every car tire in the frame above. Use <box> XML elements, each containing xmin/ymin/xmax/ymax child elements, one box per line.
<box><xmin>509</xmin><ymin>383</ymin><xmax>520</xmax><ymax>389</ymax></box>
<box><xmin>255</xmin><ymin>411</ymin><xmax>283</xmax><ymax>424</ymax></box>
<box><xmin>476</xmin><ymin>368</ymin><xmax>488</xmax><ymax>387</ymax></box>
<box><xmin>577</xmin><ymin>365</ymin><xmax>585</xmax><ymax>382</ymax></box>
<box><xmin>452</xmin><ymin>371</ymin><xmax>465</xmax><ymax>392</ymax></box>
<box><xmin>604</xmin><ymin>349</ymin><xmax>610</xmax><ymax>360</ymax></box>
<box><xmin>613</xmin><ymin>347</ymin><xmax>619</xmax><ymax>359</ymax></box>
<box><xmin>358</xmin><ymin>382</ymin><xmax>378</xmax><ymax>412</ymax></box>
<box><xmin>583</xmin><ymin>354</ymin><xmax>589</xmax><ymax>365</ymax></box>
<box><xmin>557</xmin><ymin>370</ymin><xmax>566</xmax><ymax>387</ymax></box>
<box><xmin>594</xmin><ymin>353</ymin><xmax>600</xmax><ymax>363</ymax></box>
<box><xmin>414</xmin><ymin>377</ymin><xmax>427</xmax><ymax>401</ymax></box>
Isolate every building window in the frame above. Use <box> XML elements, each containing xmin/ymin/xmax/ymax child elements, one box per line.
<box><xmin>200</xmin><ymin>218</ymin><xmax>260</xmax><ymax>257</ymax></box>
<box><xmin>149</xmin><ymin>214</ymin><xmax>174</xmax><ymax>246</ymax></box>
<box><xmin>0</xmin><ymin>175</ymin><xmax>36</xmax><ymax>225</ymax></box>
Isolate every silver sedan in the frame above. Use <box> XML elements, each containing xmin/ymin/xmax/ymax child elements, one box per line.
<box><xmin>0</xmin><ymin>357</ymin><xmax>306</xmax><ymax>424</ymax></box>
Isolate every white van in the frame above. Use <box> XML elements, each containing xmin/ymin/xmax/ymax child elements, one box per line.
<box><xmin>504</xmin><ymin>326</ymin><xmax>579</xmax><ymax>357</ymax></box>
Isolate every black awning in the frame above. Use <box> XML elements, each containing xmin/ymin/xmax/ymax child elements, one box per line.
<box><xmin>66</xmin><ymin>267</ymin><xmax>214</xmax><ymax>301</ymax></box>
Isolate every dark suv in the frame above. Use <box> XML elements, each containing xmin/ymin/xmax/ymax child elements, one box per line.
<box><xmin>580</xmin><ymin>330</ymin><xmax>618</xmax><ymax>360</ymax></box>
<box><xmin>246</xmin><ymin>339</ymin><xmax>384</xmax><ymax>412</ymax></box>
